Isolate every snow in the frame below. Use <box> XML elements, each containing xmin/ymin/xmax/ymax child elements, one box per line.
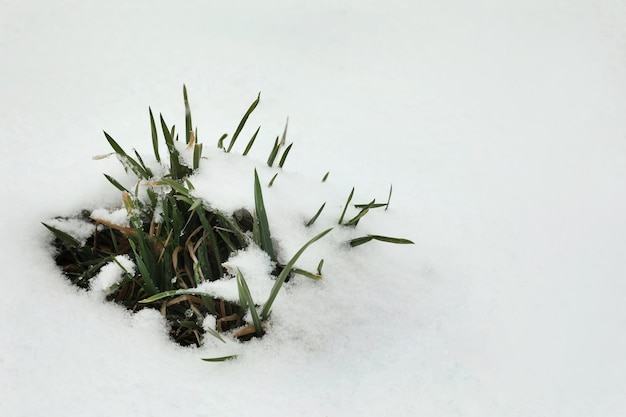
<box><xmin>43</xmin><ymin>216</ymin><xmax>96</xmax><ymax>245</ymax></box>
<box><xmin>90</xmin><ymin>207</ymin><xmax>130</xmax><ymax>228</ymax></box>
<box><xmin>91</xmin><ymin>255</ymin><xmax>135</xmax><ymax>294</ymax></box>
<box><xmin>2</xmin><ymin>1</ymin><xmax>626</xmax><ymax>416</ymax></box>
<box><xmin>211</xmin><ymin>245</ymin><xmax>276</xmax><ymax>303</ymax></box>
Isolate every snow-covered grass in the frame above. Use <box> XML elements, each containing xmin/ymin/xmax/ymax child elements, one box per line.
<box><xmin>44</xmin><ymin>88</ymin><xmax>414</xmax><ymax>349</ymax></box>
<box><xmin>2</xmin><ymin>1</ymin><xmax>626</xmax><ymax>416</ymax></box>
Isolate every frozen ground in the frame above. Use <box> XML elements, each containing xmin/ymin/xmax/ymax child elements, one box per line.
<box><xmin>1</xmin><ymin>1</ymin><xmax>626</xmax><ymax>416</ymax></box>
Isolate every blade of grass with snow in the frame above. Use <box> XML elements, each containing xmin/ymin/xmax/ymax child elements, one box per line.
<box><xmin>254</xmin><ymin>170</ymin><xmax>275</xmax><ymax>260</ymax></box>
<box><xmin>133</xmin><ymin>150</ymin><xmax>153</xmax><ymax>178</ymax></box>
<box><xmin>104</xmin><ymin>131</ymin><xmax>150</xmax><ymax>179</ymax></box>
<box><xmin>261</xmin><ymin>228</ymin><xmax>332</xmax><ymax>320</ymax></box>
<box><xmin>42</xmin><ymin>223</ymin><xmax>81</xmax><ymax>248</ymax></box>
<box><xmin>236</xmin><ymin>269</ymin><xmax>263</xmax><ymax>337</ymax></box>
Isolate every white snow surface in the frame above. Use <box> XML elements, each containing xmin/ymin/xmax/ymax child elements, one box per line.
<box><xmin>90</xmin><ymin>207</ymin><xmax>130</xmax><ymax>228</ymax></box>
<box><xmin>2</xmin><ymin>1</ymin><xmax>626</xmax><ymax>416</ymax></box>
<box><xmin>91</xmin><ymin>255</ymin><xmax>135</xmax><ymax>294</ymax></box>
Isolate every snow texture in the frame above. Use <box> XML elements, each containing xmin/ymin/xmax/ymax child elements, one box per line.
<box><xmin>1</xmin><ymin>1</ymin><xmax>626</xmax><ymax>416</ymax></box>
<box><xmin>91</xmin><ymin>255</ymin><xmax>135</xmax><ymax>294</ymax></box>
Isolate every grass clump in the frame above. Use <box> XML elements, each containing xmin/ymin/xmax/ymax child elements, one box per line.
<box><xmin>43</xmin><ymin>86</ymin><xmax>412</xmax><ymax>357</ymax></box>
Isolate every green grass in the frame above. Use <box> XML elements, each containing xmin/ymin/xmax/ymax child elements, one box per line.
<box><xmin>43</xmin><ymin>85</ymin><xmax>413</xmax><ymax>357</ymax></box>
<box><xmin>226</xmin><ymin>93</ymin><xmax>260</xmax><ymax>153</ymax></box>
<box><xmin>253</xmin><ymin>169</ymin><xmax>275</xmax><ymax>260</ymax></box>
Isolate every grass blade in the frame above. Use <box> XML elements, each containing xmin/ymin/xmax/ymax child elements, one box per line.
<box><xmin>347</xmin><ymin>235</ymin><xmax>374</xmax><ymax>247</ymax></box>
<box><xmin>129</xmin><ymin>240</ymin><xmax>158</xmax><ymax>295</ymax></box>
<box><xmin>103</xmin><ymin>131</ymin><xmax>127</xmax><ymax>156</ymax></box>
<box><xmin>159</xmin><ymin>178</ymin><xmax>190</xmax><ymax>197</ymax></box>
<box><xmin>201</xmin><ymin>355</ymin><xmax>238</xmax><ymax>362</ymax></box>
<box><xmin>338</xmin><ymin>187</ymin><xmax>354</xmax><ymax>224</ymax></box>
<box><xmin>139</xmin><ymin>288</ymin><xmax>211</xmax><ymax>303</ymax></box>
<box><xmin>386</xmin><ymin>184</ymin><xmax>393</xmax><ymax>211</ymax></box>
<box><xmin>214</xmin><ymin>212</ymin><xmax>248</xmax><ymax>249</ymax></box>
<box><xmin>193</xmin><ymin>143</ymin><xmax>203</xmax><ymax>170</ymax></box>
<box><xmin>368</xmin><ymin>235</ymin><xmax>414</xmax><ymax>244</ymax></box>
<box><xmin>280</xmin><ymin>117</ymin><xmax>288</xmax><ymax>146</ymax></box>
<box><xmin>42</xmin><ymin>222</ymin><xmax>81</xmax><ymax>247</ymax></box>
<box><xmin>217</xmin><ymin>133</ymin><xmax>228</xmax><ymax>150</ymax></box>
<box><xmin>243</xmin><ymin>126</ymin><xmax>260</xmax><ymax>156</ymax></box>
<box><xmin>236</xmin><ymin>269</ymin><xmax>263</xmax><ymax>337</ymax></box>
<box><xmin>322</xmin><ymin>171</ymin><xmax>329</xmax><ymax>182</ymax></box>
<box><xmin>104</xmin><ymin>174</ymin><xmax>129</xmax><ymax>193</ymax></box>
<box><xmin>183</xmin><ymin>84</ymin><xmax>193</xmax><ymax>144</ymax></box>
<box><xmin>227</xmin><ymin>93</ymin><xmax>260</xmax><ymax>153</ymax></box>
<box><xmin>305</xmin><ymin>202</ymin><xmax>326</xmax><ymax>227</ymax></box>
<box><xmin>354</xmin><ymin>202</ymin><xmax>387</xmax><ymax>209</ymax></box>
<box><xmin>204</xmin><ymin>326</ymin><xmax>226</xmax><ymax>343</ymax></box>
<box><xmin>316</xmin><ymin>259</ymin><xmax>324</xmax><ymax>275</ymax></box>
<box><xmin>260</xmin><ymin>228</ymin><xmax>332</xmax><ymax>320</ymax></box>
<box><xmin>253</xmin><ymin>170</ymin><xmax>275</xmax><ymax>260</ymax></box>
<box><xmin>149</xmin><ymin>107</ymin><xmax>160</xmax><ymax>162</ymax></box>
<box><xmin>266</xmin><ymin>136</ymin><xmax>280</xmax><ymax>167</ymax></box>
<box><xmin>268</xmin><ymin>173</ymin><xmax>278</xmax><ymax>187</ymax></box>
<box><xmin>160</xmin><ymin>114</ymin><xmax>186</xmax><ymax>179</ymax></box>
<box><xmin>104</xmin><ymin>131</ymin><xmax>150</xmax><ymax>179</ymax></box>
<box><xmin>291</xmin><ymin>267</ymin><xmax>323</xmax><ymax>281</ymax></box>
<box><xmin>278</xmin><ymin>143</ymin><xmax>293</xmax><ymax>169</ymax></box>
<box><xmin>133</xmin><ymin>150</ymin><xmax>153</xmax><ymax>178</ymax></box>
<box><xmin>349</xmin><ymin>234</ymin><xmax>415</xmax><ymax>247</ymax></box>
<box><xmin>345</xmin><ymin>199</ymin><xmax>376</xmax><ymax>227</ymax></box>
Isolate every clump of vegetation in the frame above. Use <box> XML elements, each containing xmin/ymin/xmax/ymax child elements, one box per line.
<box><xmin>43</xmin><ymin>86</ymin><xmax>413</xmax><ymax>358</ymax></box>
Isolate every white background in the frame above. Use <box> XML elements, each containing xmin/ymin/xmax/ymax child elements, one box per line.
<box><xmin>1</xmin><ymin>1</ymin><xmax>625</xmax><ymax>415</ymax></box>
